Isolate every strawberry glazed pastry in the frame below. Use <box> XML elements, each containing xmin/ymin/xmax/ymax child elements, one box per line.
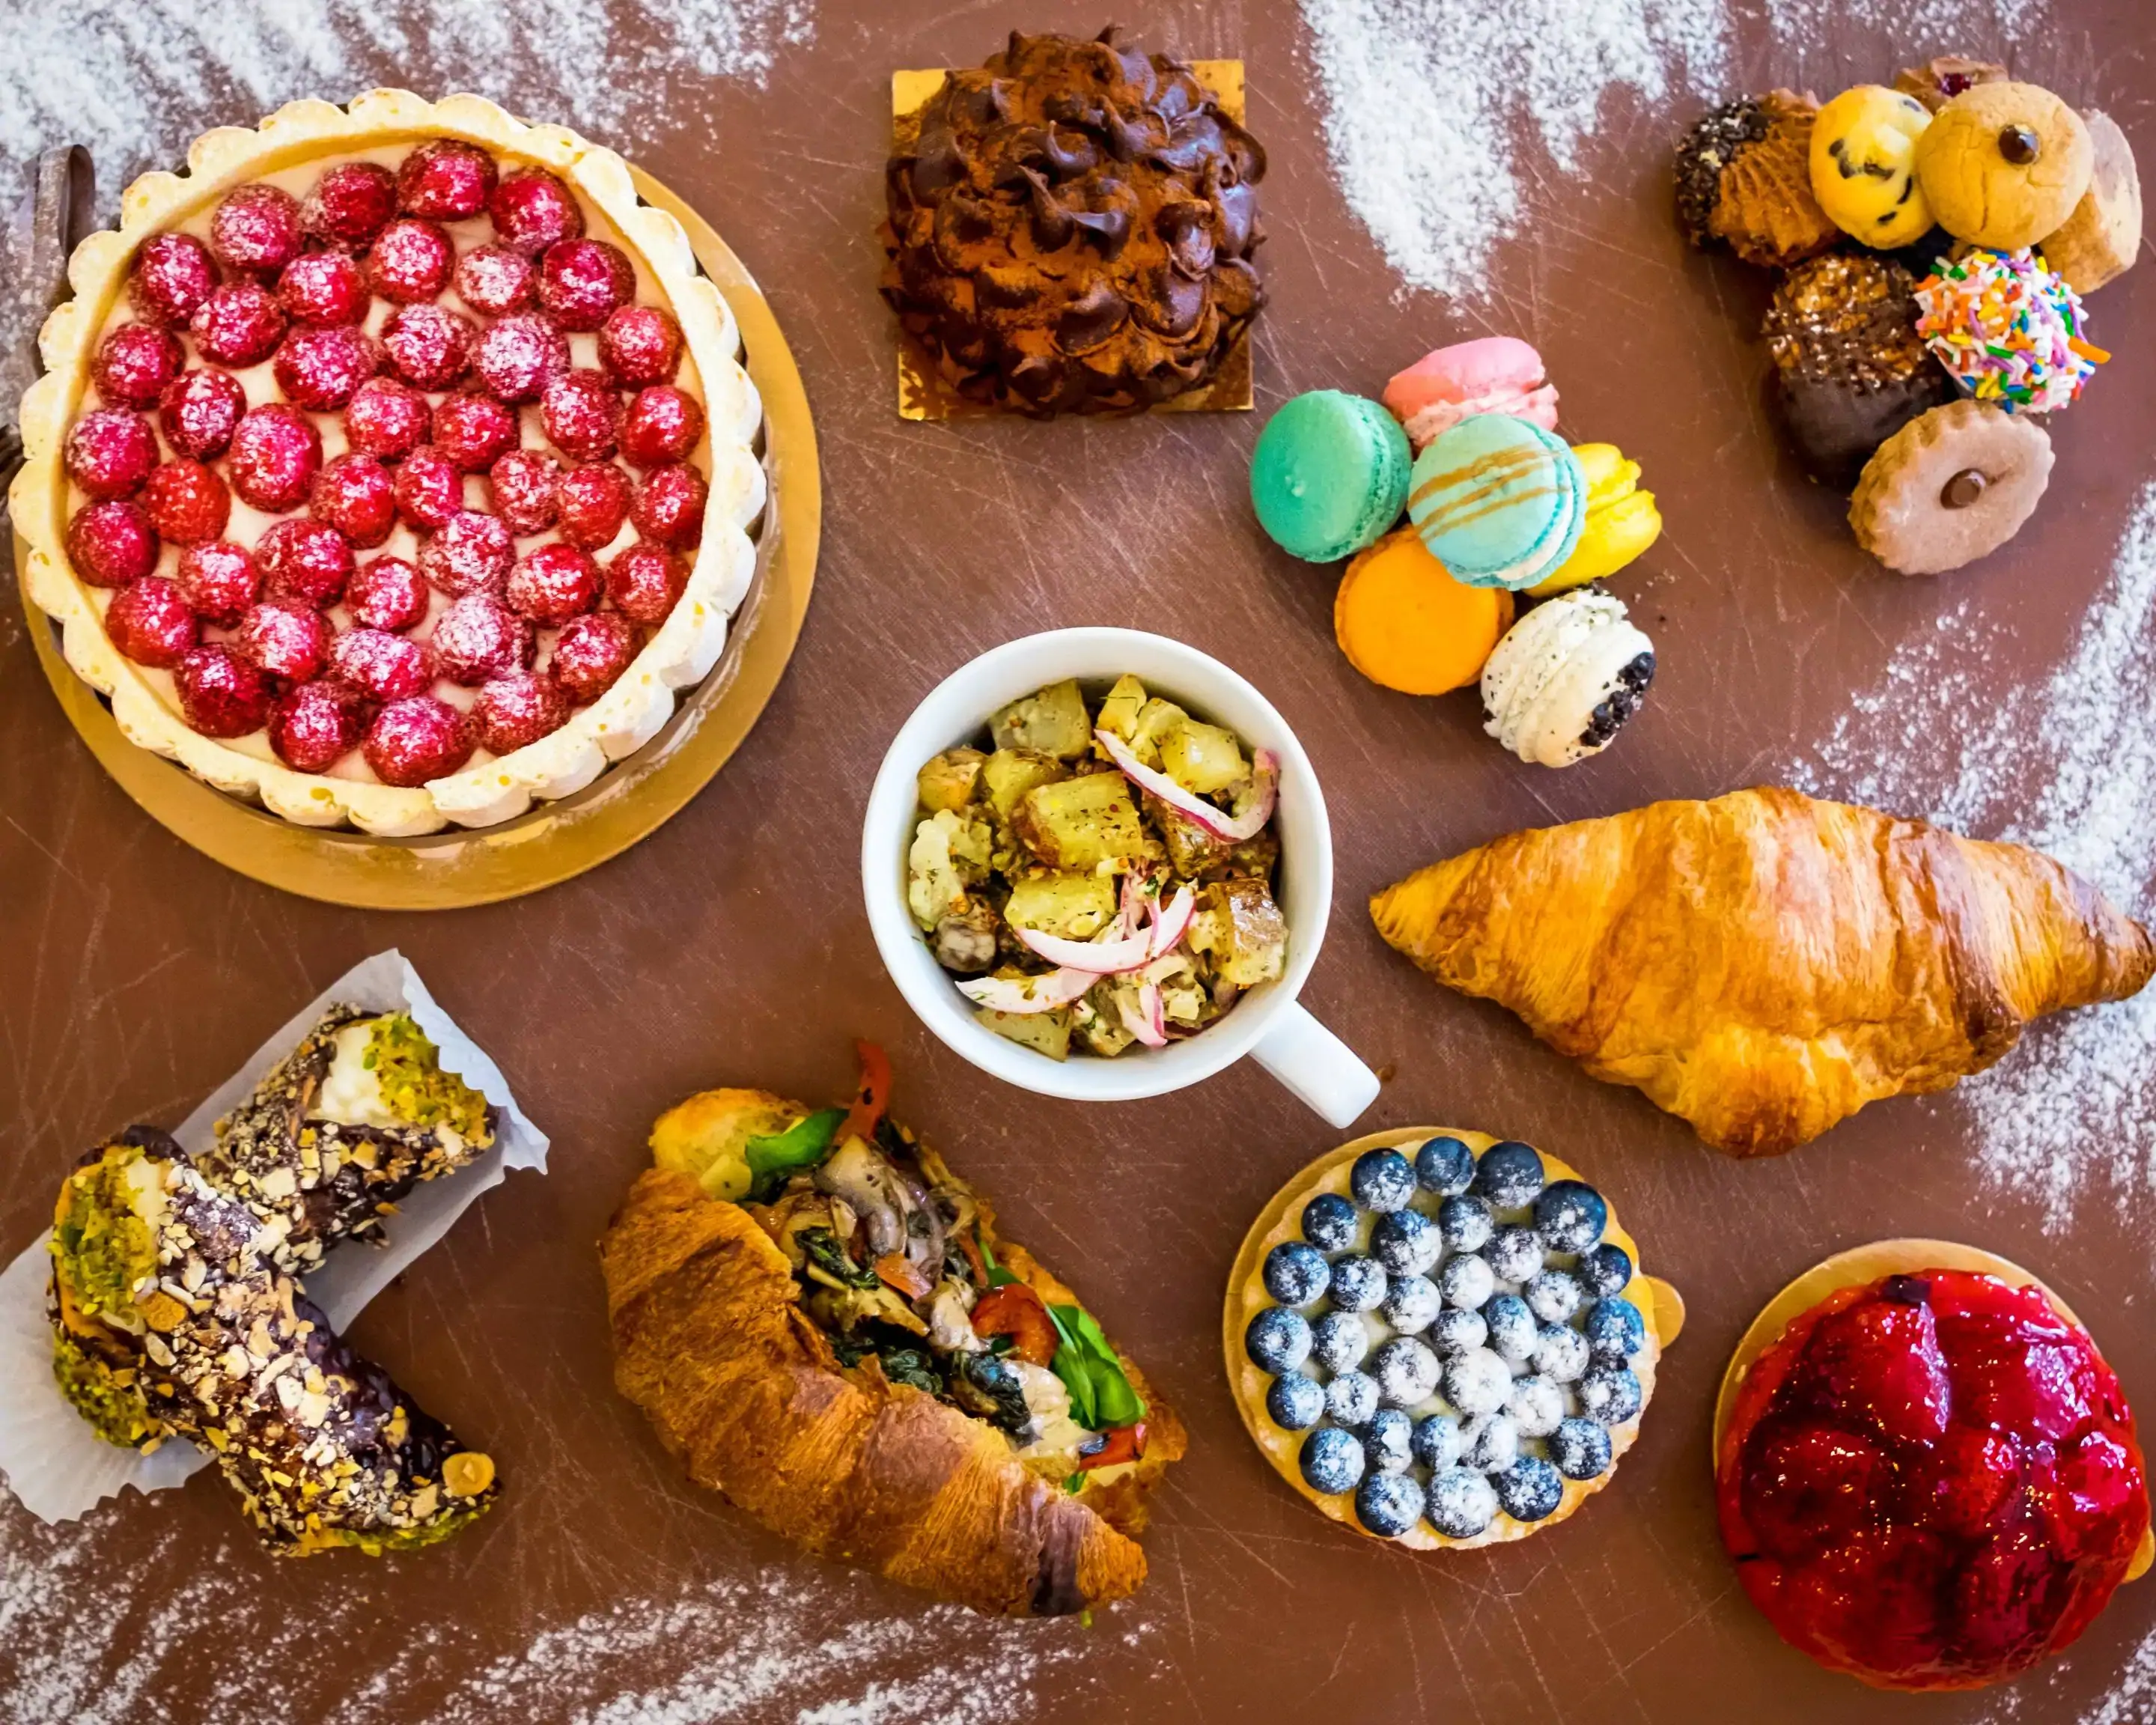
<box><xmin>10</xmin><ymin>90</ymin><xmax>765</xmax><ymax>834</ymax></box>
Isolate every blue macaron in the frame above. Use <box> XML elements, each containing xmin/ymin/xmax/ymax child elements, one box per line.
<box><xmin>1250</xmin><ymin>390</ymin><xmax>1412</xmax><ymax>563</ymax></box>
<box><xmin>1407</xmin><ymin>413</ymin><xmax>1586</xmax><ymax>588</ymax></box>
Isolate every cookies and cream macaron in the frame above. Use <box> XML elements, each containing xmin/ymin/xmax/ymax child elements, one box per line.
<box><xmin>1480</xmin><ymin>588</ymin><xmax>1657</xmax><ymax>767</ymax></box>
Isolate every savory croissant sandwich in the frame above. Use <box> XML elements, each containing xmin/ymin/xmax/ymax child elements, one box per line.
<box><xmin>1372</xmin><ymin>788</ymin><xmax>2155</xmax><ymax>1156</ymax></box>
<box><xmin>600</xmin><ymin>1044</ymin><xmax>1184</xmax><ymax>1615</ymax></box>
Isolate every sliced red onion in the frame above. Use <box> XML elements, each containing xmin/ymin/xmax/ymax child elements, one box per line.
<box><xmin>955</xmin><ymin>967</ymin><xmax>1096</xmax><ymax>1015</ymax></box>
<box><xmin>1013</xmin><ymin>923</ymin><xmax>1156</xmax><ymax>974</ymax></box>
<box><xmin>1118</xmin><ymin>980</ymin><xmax>1168</xmax><ymax>1047</ymax></box>
<box><xmin>1148</xmin><ymin>883</ymin><xmax>1196</xmax><ymax>958</ymax></box>
<box><xmin>1094</xmin><ymin>728</ymin><xmax>1280</xmax><ymax>844</ymax></box>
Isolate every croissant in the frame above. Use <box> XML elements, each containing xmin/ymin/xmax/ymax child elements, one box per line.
<box><xmin>1371</xmin><ymin>786</ymin><xmax>2156</xmax><ymax>1156</ymax></box>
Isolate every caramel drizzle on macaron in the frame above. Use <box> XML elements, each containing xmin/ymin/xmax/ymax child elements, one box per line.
<box><xmin>1410</xmin><ymin>442</ymin><xmax>1562</xmax><ymax>534</ymax></box>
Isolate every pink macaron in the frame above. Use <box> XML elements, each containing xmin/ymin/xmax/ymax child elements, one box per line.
<box><xmin>1383</xmin><ymin>336</ymin><xmax>1559</xmax><ymax>452</ymax></box>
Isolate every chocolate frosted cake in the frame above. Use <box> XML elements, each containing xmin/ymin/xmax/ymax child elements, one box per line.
<box><xmin>882</xmin><ymin>27</ymin><xmax>1266</xmax><ymax>416</ymax></box>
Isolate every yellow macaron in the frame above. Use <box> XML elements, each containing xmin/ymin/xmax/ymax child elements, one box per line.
<box><xmin>1528</xmin><ymin>444</ymin><xmax>1663</xmax><ymax>597</ymax></box>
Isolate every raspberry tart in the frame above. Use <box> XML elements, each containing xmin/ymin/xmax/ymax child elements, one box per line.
<box><xmin>12</xmin><ymin>90</ymin><xmax>764</xmax><ymax>835</ymax></box>
<box><xmin>1717</xmin><ymin>1240</ymin><xmax>2152</xmax><ymax>1691</ymax></box>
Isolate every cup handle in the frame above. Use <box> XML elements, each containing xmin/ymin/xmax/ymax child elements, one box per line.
<box><xmin>1249</xmin><ymin>1001</ymin><xmax>1381</xmax><ymax>1129</ymax></box>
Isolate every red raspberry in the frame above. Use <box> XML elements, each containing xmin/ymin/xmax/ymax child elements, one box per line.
<box><xmin>474</xmin><ymin>311</ymin><xmax>568</xmax><ymax>404</ymax></box>
<box><xmin>104</xmin><ymin>577</ymin><xmax>199</xmax><ymax>668</ymax></box>
<box><xmin>275</xmin><ymin>251</ymin><xmax>368</xmax><ymax>326</ymax></box>
<box><xmin>606</xmin><ymin>541</ymin><xmax>686</xmax><ymax>624</ymax></box>
<box><xmin>631</xmin><ymin>463</ymin><xmax>708</xmax><ymax>549</ymax></box>
<box><xmin>66</xmin><ymin>499</ymin><xmax>159</xmax><ymax>587</ymax></box>
<box><xmin>130</xmin><ymin>233</ymin><xmax>218</xmax><ymax>327</ymax></box>
<box><xmin>303</xmin><ymin>161</ymin><xmax>397</xmax><ymax>249</ymax></box>
<box><xmin>272</xmin><ymin>324</ymin><xmax>381</xmax><ymax>412</ymax></box>
<box><xmin>174</xmin><ymin>541</ymin><xmax>260</xmax><ymax>624</ymax></box>
<box><xmin>428</xmin><ymin>593</ymin><xmax>532</xmax><ymax>684</ymax></box>
<box><xmin>488</xmin><ymin>448</ymin><xmax>561</xmax><ymax>535</ymax></box>
<box><xmin>228</xmin><ymin>404</ymin><xmax>323</xmax><ymax>512</ymax></box>
<box><xmin>309</xmin><ymin>453</ymin><xmax>398</xmax><ymax>548</ymax></box>
<box><xmin>189</xmin><ymin>282</ymin><xmax>287</xmax><ymax>367</ymax></box>
<box><xmin>506</xmin><ymin>541</ymin><xmax>600</xmax><ymax>623</ymax></box>
<box><xmin>598</xmin><ymin>303</ymin><xmax>683</xmax><ymax>387</ymax></box>
<box><xmin>234</xmin><ymin>600</ymin><xmax>331</xmax><ymax>682</ymax></box>
<box><xmin>549</xmin><ymin>610</ymin><xmax>639</xmax><ymax>703</ymax></box>
<box><xmin>453</xmin><ymin>244</ymin><xmax>536</xmax><ymax>317</ymax></box>
<box><xmin>473</xmin><ymin>669</ymin><xmax>570</xmax><ymax>752</ymax></box>
<box><xmin>270</xmin><ymin>678</ymin><xmax>368</xmax><ymax>772</ymax></box>
<box><xmin>92</xmin><ymin>323</ymin><xmax>184</xmax><ymax>409</ymax></box>
<box><xmin>380</xmin><ymin>302</ymin><xmax>476</xmax><ymax>392</ymax></box>
<box><xmin>64</xmin><ymin>410</ymin><xmax>158</xmax><ymax>499</ymax></box>
<box><xmin>395</xmin><ymin>445</ymin><xmax>469</xmax><ymax>532</ymax></box>
<box><xmin>158</xmin><ymin>368</ymin><xmax>247</xmax><ymax>460</ymax></box>
<box><xmin>345</xmin><ymin>555</ymin><xmax>430</xmax><ymax>631</ymax></box>
<box><xmin>328</xmin><ymin>626</ymin><xmax>433</xmax><ymax>702</ymax></box>
<box><xmin>344</xmin><ymin>377</ymin><xmax>433</xmax><ymax>463</ymax></box>
<box><xmin>432</xmin><ymin>392</ymin><xmax>520</xmax><ymax>473</ymax></box>
<box><xmin>255</xmin><ymin>517</ymin><xmax>353</xmax><ymax>609</ymax></box>
<box><xmin>365</xmin><ymin>695</ymin><xmax>474</xmax><ymax>785</ymax></box>
<box><xmin>418</xmin><ymin>510</ymin><xmax>514</xmax><ymax>597</ymax></box>
<box><xmin>209</xmin><ymin>183</ymin><xmax>303</xmax><ymax>275</ymax></box>
<box><xmin>489</xmin><ymin>168</ymin><xmax>582</xmax><ymax>255</ymax></box>
<box><xmin>540</xmin><ymin>368</ymin><xmax>621</xmax><ymax>460</ymax></box>
<box><xmin>538</xmin><ymin>238</ymin><xmax>634</xmax><ymax>332</ymax></box>
<box><xmin>396</xmin><ymin>139</ymin><xmax>498</xmax><ymax>221</ymax></box>
<box><xmin>174</xmin><ymin>643</ymin><xmax>273</xmax><ymax>737</ymax></box>
<box><xmin>556</xmin><ymin>461</ymin><xmax>633</xmax><ymax>549</ymax></box>
<box><xmin>366</xmin><ymin>218</ymin><xmax>454</xmax><ymax>303</ymax></box>
<box><xmin>142</xmin><ymin>459</ymin><xmax>231</xmax><ymax>544</ymax></box>
<box><xmin>619</xmin><ymin>385</ymin><xmax>706</xmax><ymax>468</ymax></box>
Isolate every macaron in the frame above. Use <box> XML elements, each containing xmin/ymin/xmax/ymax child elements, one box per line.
<box><xmin>1529</xmin><ymin>443</ymin><xmax>1663</xmax><ymax>597</ymax></box>
<box><xmin>1251</xmin><ymin>390</ymin><xmax>1413</xmax><ymax>564</ymax></box>
<box><xmin>1383</xmin><ymin>336</ymin><xmax>1560</xmax><ymax>453</ymax></box>
<box><xmin>1408</xmin><ymin>414</ymin><xmax>1586</xmax><ymax>590</ymax></box>
<box><xmin>1481</xmin><ymin>587</ymin><xmax>1657</xmax><ymax>767</ymax></box>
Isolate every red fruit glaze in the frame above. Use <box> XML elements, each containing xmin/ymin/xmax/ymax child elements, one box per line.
<box><xmin>344</xmin><ymin>377</ymin><xmax>433</xmax><ymax>463</ymax></box>
<box><xmin>431</xmin><ymin>392</ymin><xmax>520</xmax><ymax>473</ymax></box>
<box><xmin>1718</xmin><ymin>1270</ymin><xmax>2150</xmax><ymax>1691</ymax></box>
<box><xmin>597</xmin><ymin>303</ymin><xmax>683</xmax><ymax>386</ymax></box>
<box><xmin>174</xmin><ymin>643</ymin><xmax>273</xmax><ymax>737</ymax></box>
<box><xmin>210</xmin><ymin>183</ymin><xmax>303</xmax><ymax>275</ymax></box>
<box><xmin>474</xmin><ymin>311</ymin><xmax>569</xmax><ymax>404</ymax></box>
<box><xmin>473</xmin><ymin>669</ymin><xmax>570</xmax><ymax>752</ymax></box>
<box><xmin>255</xmin><ymin>517</ymin><xmax>353</xmax><ymax>609</ymax></box>
<box><xmin>93</xmin><ymin>323</ymin><xmax>184</xmax><ymax>409</ymax></box>
<box><xmin>227</xmin><ymin>405</ymin><xmax>323</xmax><ymax>513</ymax></box>
<box><xmin>540</xmin><ymin>368</ymin><xmax>621</xmax><ymax>460</ymax></box>
<box><xmin>328</xmin><ymin>627</ymin><xmax>433</xmax><ymax>702</ymax></box>
<box><xmin>275</xmin><ymin>251</ymin><xmax>368</xmax><ymax>326</ymax></box>
<box><xmin>380</xmin><ymin>302</ymin><xmax>476</xmax><ymax>392</ymax></box>
<box><xmin>345</xmin><ymin>555</ymin><xmax>429</xmax><ymax>632</ymax></box>
<box><xmin>427</xmin><ymin>593</ymin><xmax>532</xmax><ymax>684</ymax></box>
<box><xmin>488</xmin><ymin>168</ymin><xmax>582</xmax><ymax>255</ymax></box>
<box><xmin>418</xmin><ymin>509</ymin><xmax>513</xmax><ymax>597</ymax></box>
<box><xmin>555</xmin><ymin>461</ymin><xmax>633</xmax><ymax>549</ymax></box>
<box><xmin>309</xmin><ymin>453</ymin><xmax>398</xmax><ymax>549</ymax></box>
<box><xmin>234</xmin><ymin>601</ymin><xmax>331</xmax><ymax>683</ymax></box>
<box><xmin>393</xmin><ymin>446</ymin><xmax>466</xmax><ymax>532</ymax></box>
<box><xmin>189</xmin><ymin>282</ymin><xmax>287</xmax><ymax>367</ymax></box>
<box><xmin>549</xmin><ymin>609</ymin><xmax>638</xmax><ymax>703</ymax></box>
<box><xmin>488</xmin><ymin>448</ymin><xmax>561</xmax><ymax>535</ymax></box>
<box><xmin>619</xmin><ymin>384</ymin><xmax>705</xmax><ymax>469</ymax></box>
<box><xmin>104</xmin><ymin>578</ymin><xmax>198</xmax><ymax>668</ymax></box>
<box><xmin>174</xmin><ymin>541</ymin><xmax>260</xmax><ymax>625</ymax></box>
<box><xmin>303</xmin><ymin>161</ymin><xmax>398</xmax><ymax>249</ymax></box>
<box><xmin>366</xmin><ymin>218</ymin><xmax>454</xmax><ymax>303</ymax></box>
<box><xmin>142</xmin><ymin>459</ymin><xmax>231</xmax><ymax>544</ymax></box>
<box><xmin>538</xmin><ymin>238</ymin><xmax>633</xmax><ymax>332</ymax></box>
<box><xmin>272</xmin><ymin>324</ymin><xmax>381</xmax><ymax>411</ymax></box>
<box><xmin>453</xmin><ymin>243</ymin><xmax>537</xmax><ymax>317</ymax></box>
<box><xmin>64</xmin><ymin>410</ymin><xmax>157</xmax><ymax>499</ymax></box>
<box><xmin>365</xmin><ymin>695</ymin><xmax>474</xmax><ymax>785</ymax></box>
<box><xmin>396</xmin><ymin>139</ymin><xmax>498</xmax><ymax>221</ymax></box>
<box><xmin>270</xmin><ymin>679</ymin><xmax>368</xmax><ymax>772</ymax></box>
<box><xmin>158</xmin><ymin>368</ymin><xmax>248</xmax><ymax>460</ymax></box>
<box><xmin>67</xmin><ymin>499</ymin><xmax>159</xmax><ymax>588</ymax></box>
<box><xmin>506</xmin><ymin>541</ymin><xmax>601</xmax><ymax>624</ymax></box>
<box><xmin>605</xmin><ymin>541</ymin><xmax>686</xmax><ymax>625</ymax></box>
<box><xmin>631</xmin><ymin>462</ymin><xmax>707</xmax><ymax>549</ymax></box>
<box><xmin>130</xmin><ymin>233</ymin><xmax>218</xmax><ymax>327</ymax></box>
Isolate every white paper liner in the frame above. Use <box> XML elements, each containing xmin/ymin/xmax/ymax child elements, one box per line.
<box><xmin>0</xmin><ymin>949</ymin><xmax>549</xmax><ymax>1524</ymax></box>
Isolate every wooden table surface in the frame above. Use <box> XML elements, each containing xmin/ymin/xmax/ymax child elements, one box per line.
<box><xmin>4</xmin><ymin>4</ymin><xmax>2153</xmax><ymax>1721</ymax></box>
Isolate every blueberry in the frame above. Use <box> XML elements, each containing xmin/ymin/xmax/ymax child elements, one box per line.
<box><xmin>1300</xmin><ymin>1426</ymin><xmax>1365</xmax><ymax>1496</ymax></box>
<box><xmin>1372</xmin><ymin>1208</ymin><xmax>1442</xmax><ymax>1277</ymax></box>
<box><xmin>1371</xmin><ymin>1336</ymin><xmax>1442</xmax><ymax>1407</ymax></box>
<box><xmin>1505</xmin><ymin>1373</ymin><xmax>1565</xmax><ymax>1438</ymax></box>
<box><xmin>1424</xmin><ymin>1467</ymin><xmax>1499</xmax><ymax>1539</ymax></box>
<box><xmin>1532</xmin><ymin>1322</ymin><xmax>1591</xmax><ymax>1383</ymax></box>
<box><xmin>1439</xmin><ymin>1253</ymin><xmax>1494</xmax><ymax>1311</ymax></box>
<box><xmin>1327</xmin><ymin>1254</ymin><xmax>1388</xmax><ymax>1312</ymax></box>
<box><xmin>1482</xmin><ymin>1292</ymin><xmax>1538</xmax><ymax>1363</ymax></box>
<box><xmin>1485</xmin><ymin>1225</ymin><xmax>1544</xmax><ymax>1284</ymax></box>
<box><xmin>1584</xmin><ymin>1296</ymin><xmax>1647</xmax><ymax>1362</ymax></box>
<box><xmin>1301</xmin><ymin>1191</ymin><xmax>1359</xmax><ymax>1253</ymax></box>
<box><xmin>1443</xmin><ymin>1348</ymin><xmax>1511</xmax><ymax>1417</ymax></box>
<box><xmin>1491</xmin><ymin>1455</ymin><xmax>1565</xmax><ymax>1522</ymax></box>
<box><xmin>1462</xmin><ymin>1411</ymin><xmax>1519</xmax><ymax>1472</ymax></box>
<box><xmin>1577</xmin><ymin>1364</ymin><xmax>1643</xmax><ymax>1427</ymax></box>
<box><xmin>1410</xmin><ymin>1412</ymin><xmax>1464</xmax><ymax>1471</ymax></box>
<box><xmin>1365</xmin><ymin>1406</ymin><xmax>1415</xmax><ymax>1474</ymax></box>
<box><xmin>1265</xmin><ymin>1372</ymin><xmax>1325</xmax><ymax>1431</ymax></box>
<box><xmin>1326</xmin><ymin>1369</ymin><xmax>1380</xmax><ymax>1428</ymax></box>
<box><xmin>1428</xmin><ymin>1306</ymin><xmax>1488</xmax><ymax>1358</ymax></box>
<box><xmin>1579</xmin><ymin>1242</ymin><xmax>1633</xmax><ymax>1298</ymax></box>
<box><xmin>1471</xmin><ymin>1140</ymin><xmax>1544</xmax><ymax>1211</ymax></box>
<box><xmin>1380</xmin><ymin>1273</ymin><xmax>1443</xmax><ymax>1336</ymax></box>
<box><xmin>1310</xmin><ymin>1309</ymin><xmax>1371</xmax><ymax>1374</ymax></box>
<box><xmin>1523</xmin><ymin>1269</ymin><xmax>1583</xmax><ymax>1326</ymax></box>
<box><xmin>1355</xmin><ymin>1470</ymin><xmax>1425</xmax><ymax>1539</ymax></box>
<box><xmin>1437</xmin><ymin>1193</ymin><xmax>1493</xmax><ymax>1253</ymax></box>
<box><xmin>1550</xmin><ymin>1416</ymin><xmax>1614</xmax><ymax>1481</ymax></box>
<box><xmin>1414</xmin><ymin>1134</ymin><xmax>1476</xmax><ymax>1196</ymax></box>
<box><xmin>1263</xmin><ymin>1241</ymin><xmax>1332</xmax><ymax>1306</ymax></box>
<box><xmin>1533</xmin><ymin>1180</ymin><xmax>1608</xmax><ymax>1254</ymax></box>
<box><xmin>1350</xmin><ymin>1148</ymin><xmax>1416</xmax><ymax>1212</ymax></box>
<box><xmin>1244</xmin><ymin>1306</ymin><xmax>1310</xmax><ymax>1374</ymax></box>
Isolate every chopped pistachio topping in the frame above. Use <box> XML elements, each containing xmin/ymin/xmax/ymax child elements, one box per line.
<box><xmin>49</xmin><ymin>1146</ymin><xmax>160</xmax><ymax>1323</ymax></box>
<box><xmin>359</xmin><ymin>1014</ymin><xmax>493</xmax><ymax>1143</ymax></box>
<box><xmin>51</xmin><ymin>1330</ymin><xmax>162</xmax><ymax>1450</ymax></box>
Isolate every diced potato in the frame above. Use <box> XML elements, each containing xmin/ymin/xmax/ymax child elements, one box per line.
<box><xmin>982</xmin><ymin>748</ymin><xmax>1068</xmax><ymax>821</ymax></box>
<box><xmin>1095</xmin><ymin>675</ymin><xmax>1148</xmax><ymax>743</ymax></box>
<box><xmin>1011</xmin><ymin>773</ymin><xmax>1148</xmax><ymax>871</ymax></box>
<box><xmin>975</xmin><ymin>1006</ymin><xmax>1072</xmax><ymax>1060</ymax></box>
<box><xmin>990</xmin><ymin>679</ymin><xmax>1091</xmax><ymax>760</ymax></box>
<box><xmin>916</xmin><ymin>746</ymin><xmax>987</xmax><ymax>814</ymax></box>
<box><xmin>1154</xmin><ymin>800</ymin><xmax>1234</xmax><ymax>877</ymax></box>
<box><xmin>1159</xmin><ymin>719</ymin><xmax>1247</xmax><ymax>797</ymax></box>
<box><xmin>1189</xmin><ymin>879</ymin><xmax>1290</xmax><ymax>988</ymax></box>
<box><xmin>906</xmin><ymin>811</ymin><xmax>988</xmax><ymax>931</ymax></box>
<box><xmin>1004</xmin><ymin>871</ymin><xmax>1117</xmax><ymax>939</ymax></box>
<box><xmin>1130</xmin><ymin>698</ymin><xmax>1189</xmax><ymax>767</ymax></box>
<box><xmin>1077</xmin><ymin>986</ymin><xmax>1136</xmax><ymax>1056</ymax></box>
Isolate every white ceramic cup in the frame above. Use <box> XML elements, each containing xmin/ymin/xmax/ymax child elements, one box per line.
<box><xmin>862</xmin><ymin>627</ymin><xmax>1380</xmax><ymax>1128</ymax></box>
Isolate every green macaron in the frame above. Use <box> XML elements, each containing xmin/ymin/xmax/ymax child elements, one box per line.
<box><xmin>1250</xmin><ymin>389</ymin><xmax>1412</xmax><ymax>563</ymax></box>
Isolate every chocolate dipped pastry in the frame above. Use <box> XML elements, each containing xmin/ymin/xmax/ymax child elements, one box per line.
<box><xmin>883</xmin><ymin>27</ymin><xmax>1266</xmax><ymax>416</ymax></box>
<box><xmin>1675</xmin><ymin>91</ymin><xmax>1840</xmax><ymax>267</ymax></box>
